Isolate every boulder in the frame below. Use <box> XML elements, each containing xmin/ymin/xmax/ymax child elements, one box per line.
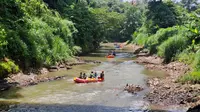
<box><xmin>48</xmin><ymin>66</ymin><xmax>59</xmax><ymax>72</ymax></box>
<box><xmin>124</xmin><ymin>84</ymin><xmax>144</xmax><ymax>93</ymax></box>
<box><xmin>134</xmin><ymin>47</ymin><xmax>144</xmax><ymax>54</ymax></box>
<box><xmin>39</xmin><ymin>68</ymin><xmax>48</xmax><ymax>74</ymax></box>
<box><xmin>66</xmin><ymin>66</ymin><xmax>72</xmax><ymax>69</ymax></box>
<box><xmin>49</xmin><ymin>66</ymin><xmax>59</xmax><ymax>69</ymax></box>
<box><xmin>59</xmin><ymin>64</ymin><xmax>65</xmax><ymax>68</ymax></box>
<box><xmin>48</xmin><ymin>69</ymin><xmax>58</xmax><ymax>72</ymax></box>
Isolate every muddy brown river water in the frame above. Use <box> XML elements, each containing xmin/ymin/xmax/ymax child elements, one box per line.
<box><xmin>0</xmin><ymin>44</ymin><xmax>187</xmax><ymax>112</ymax></box>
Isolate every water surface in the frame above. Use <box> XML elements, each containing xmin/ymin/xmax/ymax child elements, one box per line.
<box><xmin>0</xmin><ymin>44</ymin><xmax>186</xmax><ymax>112</ymax></box>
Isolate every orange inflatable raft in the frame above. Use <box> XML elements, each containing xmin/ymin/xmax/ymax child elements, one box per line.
<box><xmin>106</xmin><ymin>55</ymin><xmax>115</xmax><ymax>58</ymax></box>
<box><xmin>74</xmin><ymin>77</ymin><xmax>104</xmax><ymax>83</ymax></box>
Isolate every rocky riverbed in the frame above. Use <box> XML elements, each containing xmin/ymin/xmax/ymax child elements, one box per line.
<box><xmin>132</xmin><ymin>45</ymin><xmax>200</xmax><ymax>110</ymax></box>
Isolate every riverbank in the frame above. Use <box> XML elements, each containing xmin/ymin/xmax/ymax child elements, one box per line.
<box><xmin>0</xmin><ymin>58</ymin><xmax>101</xmax><ymax>91</ymax></box>
<box><xmin>132</xmin><ymin>45</ymin><xmax>200</xmax><ymax>109</ymax></box>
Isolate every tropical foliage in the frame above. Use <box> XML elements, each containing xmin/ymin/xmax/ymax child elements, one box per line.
<box><xmin>1</xmin><ymin>0</ymin><xmax>200</xmax><ymax>83</ymax></box>
<box><xmin>131</xmin><ymin>0</ymin><xmax>200</xmax><ymax>83</ymax></box>
<box><xmin>0</xmin><ymin>0</ymin><xmax>139</xmax><ymax>77</ymax></box>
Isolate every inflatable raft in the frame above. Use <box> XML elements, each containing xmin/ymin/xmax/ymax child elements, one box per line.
<box><xmin>106</xmin><ymin>55</ymin><xmax>115</xmax><ymax>58</ymax></box>
<box><xmin>74</xmin><ymin>77</ymin><xmax>104</xmax><ymax>83</ymax></box>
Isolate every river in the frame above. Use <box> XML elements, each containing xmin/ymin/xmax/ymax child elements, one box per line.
<box><xmin>0</xmin><ymin>43</ymin><xmax>186</xmax><ymax>112</ymax></box>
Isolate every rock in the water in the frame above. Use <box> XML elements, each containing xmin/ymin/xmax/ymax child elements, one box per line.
<box><xmin>48</xmin><ymin>69</ymin><xmax>58</xmax><ymax>72</ymax></box>
<box><xmin>48</xmin><ymin>66</ymin><xmax>59</xmax><ymax>72</ymax></box>
<box><xmin>134</xmin><ymin>47</ymin><xmax>144</xmax><ymax>54</ymax></box>
<box><xmin>124</xmin><ymin>84</ymin><xmax>144</xmax><ymax>93</ymax></box>
<box><xmin>66</xmin><ymin>66</ymin><xmax>72</xmax><ymax>69</ymax></box>
<box><xmin>49</xmin><ymin>66</ymin><xmax>59</xmax><ymax>69</ymax></box>
<box><xmin>39</xmin><ymin>68</ymin><xmax>48</xmax><ymax>74</ymax></box>
<box><xmin>59</xmin><ymin>64</ymin><xmax>65</xmax><ymax>68</ymax></box>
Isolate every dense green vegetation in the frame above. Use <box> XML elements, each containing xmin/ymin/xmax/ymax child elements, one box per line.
<box><xmin>131</xmin><ymin>0</ymin><xmax>200</xmax><ymax>83</ymax></box>
<box><xmin>1</xmin><ymin>0</ymin><xmax>200</xmax><ymax>83</ymax></box>
<box><xmin>0</xmin><ymin>0</ymin><xmax>138</xmax><ymax>78</ymax></box>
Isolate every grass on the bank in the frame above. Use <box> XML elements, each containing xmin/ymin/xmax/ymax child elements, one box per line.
<box><xmin>178</xmin><ymin>71</ymin><xmax>200</xmax><ymax>84</ymax></box>
<box><xmin>146</xmin><ymin>26</ymin><xmax>179</xmax><ymax>54</ymax></box>
<box><xmin>177</xmin><ymin>56</ymin><xmax>200</xmax><ymax>84</ymax></box>
<box><xmin>176</xmin><ymin>50</ymin><xmax>195</xmax><ymax>65</ymax></box>
<box><xmin>177</xmin><ymin>50</ymin><xmax>200</xmax><ymax>84</ymax></box>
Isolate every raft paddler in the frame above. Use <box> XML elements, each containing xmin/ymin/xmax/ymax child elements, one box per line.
<box><xmin>79</xmin><ymin>72</ymin><xmax>83</xmax><ymax>79</ymax></box>
<box><xmin>89</xmin><ymin>71</ymin><xmax>94</xmax><ymax>78</ymax></box>
<box><xmin>100</xmin><ymin>71</ymin><xmax>104</xmax><ymax>79</ymax></box>
<box><xmin>94</xmin><ymin>72</ymin><xmax>98</xmax><ymax>78</ymax></box>
<box><xmin>83</xmin><ymin>73</ymin><xmax>87</xmax><ymax>79</ymax></box>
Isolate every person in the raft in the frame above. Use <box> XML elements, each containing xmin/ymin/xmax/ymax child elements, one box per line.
<box><xmin>94</xmin><ymin>72</ymin><xmax>98</xmax><ymax>78</ymax></box>
<box><xmin>83</xmin><ymin>73</ymin><xmax>87</xmax><ymax>79</ymax></box>
<box><xmin>108</xmin><ymin>50</ymin><xmax>112</xmax><ymax>56</ymax></box>
<box><xmin>112</xmin><ymin>50</ymin><xmax>116</xmax><ymax>56</ymax></box>
<box><xmin>89</xmin><ymin>71</ymin><xmax>94</xmax><ymax>78</ymax></box>
<box><xmin>100</xmin><ymin>71</ymin><xmax>104</xmax><ymax>79</ymax></box>
<box><xmin>79</xmin><ymin>72</ymin><xmax>83</xmax><ymax>79</ymax></box>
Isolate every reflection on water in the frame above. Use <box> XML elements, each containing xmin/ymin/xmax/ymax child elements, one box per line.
<box><xmin>142</xmin><ymin>69</ymin><xmax>168</xmax><ymax>78</ymax></box>
<box><xmin>0</xmin><ymin>44</ymin><xmax>186</xmax><ymax>112</ymax></box>
<box><xmin>0</xmin><ymin>87</ymin><xmax>23</xmax><ymax>99</ymax></box>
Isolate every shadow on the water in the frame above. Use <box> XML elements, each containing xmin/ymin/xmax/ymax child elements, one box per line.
<box><xmin>4</xmin><ymin>103</ymin><xmax>175</xmax><ymax>112</ymax></box>
<box><xmin>0</xmin><ymin>87</ymin><xmax>23</xmax><ymax>99</ymax></box>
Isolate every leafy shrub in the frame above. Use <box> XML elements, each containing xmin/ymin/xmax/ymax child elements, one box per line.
<box><xmin>176</xmin><ymin>50</ymin><xmax>195</xmax><ymax>64</ymax></box>
<box><xmin>146</xmin><ymin>26</ymin><xmax>179</xmax><ymax>54</ymax></box>
<box><xmin>51</xmin><ymin>37</ymin><xmax>72</xmax><ymax>62</ymax></box>
<box><xmin>157</xmin><ymin>34</ymin><xmax>189</xmax><ymax>63</ymax></box>
<box><xmin>0</xmin><ymin>60</ymin><xmax>19</xmax><ymax>78</ymax></box>
<box><xmin>178</xmin><ymin>71</ymin><xmax>200</xmax><ymax>84</ymax></box>
<box><xmin>132</xmin><ymin>26</ymin><xmax>149</xmax><ymax>46</ymax></box>
<box><xmin>133</xmin><ymin>33</ymin><xmax>148</xmax><ymax>46</ymax></box>
<box><xmin>0</xmin><ymin>26</ymin><xmax>7</xmax><ymax>58</ymax></box>
<box><xmin>0</xmin><ymin>27</ymin><xmax>7</xmax><ymax>46</ymax></box>
<box><xmin>192</xmin><ymin>50</ymin><xmax>200</xmax><ymax>70</ymax></box>
<box><xmin>72</xmin><ymin>46</ymin><xmax>82</xmax><ymax>55</ymax></box>
<box><xmin>178</xmin><ymin>50</ymin><xmax>200</xmax><ymax>84</ymax></box>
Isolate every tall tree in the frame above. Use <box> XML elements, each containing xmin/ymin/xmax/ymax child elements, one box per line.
<box><xmin>181</xmin><ymin>0</ymin><xmax>198</xmax><ymax>11</ymax></box>
<box><xmin>144</xmin><ymin>1</ymin><xmax>177</xmax><ymax>34</ymax></box>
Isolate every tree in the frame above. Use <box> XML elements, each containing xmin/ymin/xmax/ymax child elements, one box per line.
<box><xmin>181</xmin><ymin>0</ymin><xmax>198</xmax><ymax>11</ymax></box>
<box><xmin>120</xmin><ymin>6</ymin><xmax>143</xmax><ymax>41</ymax></box>
<box><xmin>144</xmin><ymin>1</ymin><xmax>177</xmax><ymax>34</ymax></box>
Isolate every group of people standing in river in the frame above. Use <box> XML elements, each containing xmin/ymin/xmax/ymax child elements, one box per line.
<box><xmin>79</xmin><ymin>71</ymin><xmax>104</xmax><ymax>79</ymax></box>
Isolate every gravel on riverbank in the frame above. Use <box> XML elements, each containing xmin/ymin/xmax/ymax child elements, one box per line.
<box><xmin>132</xmin><ymin>45</ymin><xmax>200</xmax><ymax>110</ymax></box>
